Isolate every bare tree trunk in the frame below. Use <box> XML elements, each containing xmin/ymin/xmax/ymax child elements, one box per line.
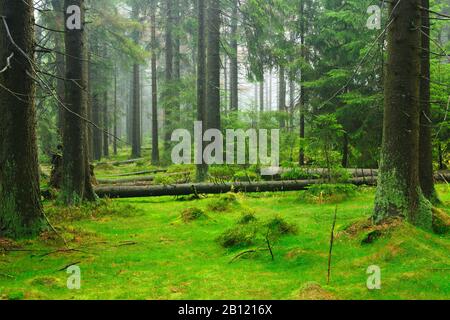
<box><xmin>113</xmin><ymin>66</ymin><xmax>118</xmax><ymax>155</ymax></box>
<box><xmin>278</xmin><ymin>65</ymin><xmax>286</xmax><ymax>128</ymax></box>
<box><xmin>151</xmin><ymin>1</ymin><xmax>160</xmax><ymax>165</ymax></box>
<box><xmin>196</xmin><ymin>0</ymin><xmax>208</xmax><ymax>181</ymax></box>
<box><xmin>103</xmin><ymin>90</ymin><xmax>109</xmax><ymax>157</ymax></box>
<box><xmin>0</xmin><ymin>0</ymin><xmax>44</xmax><ymax>238</ymax></box>
<box><xmin>163</xmin><ymin>0</ymin><xmax>174</xmax><ymax>160</ymax></box>
<box><xmin>52</xmin><ymin>0</ymin><xmax>66</xmax><ymax>136</ymax></box>
<box><xmin>61</xmin><ymin>0</ymin><xmax>96</xmax><ymax>204</ymax></box>
<box><xmin>229</xmin><ymin>0</ymin><xmax>238</xmax><ymax>112</ymax></box>
<box><xmin>206</xmin><ymin>0</ymin><xmax>221</xmax><ymax>130</ymax></box>
<box><xmin>374</xmin><ymin>0</ymin><xmax>432</xmax><ymax>229</ymax></box>
<box><xmin>299</xmin><ymin>0</ymin><xmax>306</xmax><ymax>166</ymax></box>
<box><xmin>259</xmin><ymin>77</ymin><xmax>264</xmax><ymax>113</ymax></box>
<box><xmin>419</xmin><ymin>0</ymin><xmax>438</xmax><ymax>202</ymax></box>
<box><xmin>131</xmin><ymin>5</ymin><xmax>141</xmax><ymax>158</ymax></box>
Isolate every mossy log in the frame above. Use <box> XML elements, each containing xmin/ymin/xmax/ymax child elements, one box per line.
<box><xmin>94</xmin><ymin>178</ymin><xmax>377</xmax><ymax>198</ymax></box>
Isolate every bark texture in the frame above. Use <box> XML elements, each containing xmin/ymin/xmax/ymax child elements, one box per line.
<box><xmin>419</xmin><ymin>0</ymin><xmax>438</xmax><ymax>202</ymax></box>
<box><xmin>0</xmin><ymin>0</ymin><xmax>44</xmax><ymax>238</ymax></box>
<box><xmin>374</xmin><ymin>0</ymin><xmax>432</xmax><ymax>229</ymax></box>
<box><xmin>61</xmin><ymin>0</ymin><xmax>96</xmax><ymax>204</ymax></box>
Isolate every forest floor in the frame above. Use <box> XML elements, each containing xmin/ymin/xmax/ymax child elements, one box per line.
<box><xmin>1</xmin><ymin>158</ymin><xmax>449</xmax><ymax>300</ymax></box>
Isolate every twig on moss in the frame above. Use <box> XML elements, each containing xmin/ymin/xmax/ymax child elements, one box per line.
<box><xmin>327</xmin><ymin>206</ymin><xmax>338</xmax><ymax>285</ymax></box>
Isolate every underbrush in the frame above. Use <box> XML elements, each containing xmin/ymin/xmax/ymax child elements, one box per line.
<box><xmin>299</xmin><ymin>183</ymin><xmax>357</xmax><ymax>204</ymax></box>
<box><xmin>45</xmin><ymin>198</ymin><xmax>142</xmax><ymax>223</ymax></box>
<box><xmin>207</xmin><ymin>193</ymin><xmax>240</xmax><ymax>212</ymax></box>
<box><xmin>217</xmin><ymin>215</ymin><xmax>298</xmax><ymax>249</ymax></box>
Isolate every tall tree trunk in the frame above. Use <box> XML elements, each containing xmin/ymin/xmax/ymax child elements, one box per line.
<box><xmin>229</xmin><ymin>0</ymin><xmax>238</xmax><ymax>112</ymax></box>
<box><xmin>174</xmin><ymin>0</ymin><xmax>181</xmax><ymax>122</ymax></box>
<box><xmin>61</xmin><ymin>0</ymin><xmax>96</xmax><ymax>204</ymax></box>
<box><xmin>131</xmin><ymin>5</ymin><xmax>141</xmax><ymax>158</ymax></box>
<box><xmin>151</xmin><ymin>2</ymin><xmax>160</xmax><ymax>165</ymax></box>
<box><xmin>52</xmin><ymin>0</ymin><xmax>66</xmax><ymax>137</ymax></box>
<box><xmin>0</xmin><ymin>0</ymin><xmax>44</xmax><ymax>238</ymax></box>
<box><xmin>113</xmin><ymin>67</ymin><xmax>118</xmax><ymax>155</ymax></box>
<box><xmin>278</xmin><ymin>65</ymin><xmax>286</xmax><ymax>128</ymax></box>
<box><xmin>419</xmin><ymin>0</ymin><xmax>438</xmax><ymax>202</ymax></box>
<box><xmin>90</xmin><ymin>38</ymin><xmax>102</xmax><ymax>160</ymax></box>
<box><xmin>196</xmin><ymin>0</ymin><xmax>208</xmax><ymax>181</ymax></box>
<box><xmin>92</xmin><ymin>89</ymin><xmax>102</xmax><ymax>160</ymax></box>
<box><xmin>259</xmin><ymin>78</ymin><xmax>264</xmax><ymax>113</ymax></box>
<box><xmin>299</xmin><ymin>0</ymin><xmax>306</xmax><ymax>166</ymax></box>
<box><xmin>206</xmin><ymin>0</ymin><xmax>221</xmax><ymax>130</ymax></box>
<box><xmin>163</xmin><ymin>0</ymin><xmax>174</xmax><ymax>161</ymax></box>
<box><xmin>373</xmin><ymin>0</ymin><xmax>432</xmax><ymax>229</ymax></box>
<box><xmin>103</xmin><ymin>90</ymin><xmax>109</xmax><ymax>157</ymax></box>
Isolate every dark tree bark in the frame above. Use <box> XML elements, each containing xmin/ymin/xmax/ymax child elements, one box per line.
<box><xmin>52</xmin><ymin>0</ymin><xmax>66</xmax><ymax>136</ymax></box>
<box><xmin>206</xmin><ymin>0</ymin><xmax>221</xmax><ymax>130</ymax></box>
<box><xmin>419</xmin><ymin>0</ymin><xmax>438</xmax><ymax>202</ymax></box>
<box><xmin>90</xmin><ymin>38</ymin><xmax>102</xmax><ymax>160</ymax></box>
<box><xmin>196</xmin><ymin>0</ymin><xmax>208</xmax><ymax>181</ymax></box>
<box><xmin>61</xmin><ymin>0</ymin><xmax>96</xmax><ymax>204</ymax></box>
<box><xmin>0</xmin><ymin>0</ymin><xmax>44</xmax><ymax>238</ymax></box>
<box><xmin>113</xmin><ymin>66</ymin><xmax>118</xmax><ymax>155</ymax></box>
<box><xmin>229</xmin><ymin>0</ymin><xmax>238</xmax><ymax>112</ymax></box>
<box><xmin>342</xmin><ymin>132</ymin><xmax>349</xmax><ymax>168</ymax></box>
<box><xmin>374</xmin><ymin>0</ymin><xmax>432</xmax><ymax>229</ymax></box>
<box><xmin>299</xmin><ymin>0</ymin><xmax>306</xmax><ymax>166</ymax></box>
<box><xmin>103</xmin><ymin>90</ymin><xmax>109</xmax><ymax>157</ymax></box>
<box><xmin>163</xmin><ymin>0</ymin><xmax>174</xmax><ymax>159</ymax></box>
<box><xmin>259</xmin><ymin>78</ymin><xmax>264</xmax><ymax>113</ymax></box>
<box><xmin>174</xmin><ymin>0</ymin><xmax>181</xmax><ymax>122</ymax></box>
<box><xmin>278</xmin><ymin>65</ymin><xmax>286</xmax><ymax>128</ymax></box>
<box><xmin>95</xmin><ymin>178</ymin><xmax>379</xmax><ymax>199</ymax></box>
<box><xmin>151</xmin><ymin>0</ymin><xmax>160</xmax><ymax>165</ymax></box>
<box><xmin>131</xmin><ymin>4</ymin><xmax>141</xmax><ymax>159</ymax></box>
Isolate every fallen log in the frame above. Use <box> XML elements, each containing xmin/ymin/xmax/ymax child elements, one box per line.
<box><xmin>275</xmin><ymin>168</ymin><xmax>379</xmax><ymax>178</ymax></box>
<box><xmin>95</xmin><ymin>158</ymin><xmax>145</xmax><ymax>166</ymax></box>
<box><xmin>94</xmin><ymin>177</ymin><xmax>377</xmax><ymax>198</ymax></box>
<box><xmin>102</xmin><ymin>169</ymin><xmax>167</xmax><ymax>178</ymax></box>
<box><xmin>97</xmin><ymin>171</ymin><xmax>191</xmax><ymax>185</ymax></box>
<box><xmin>94</xmin><ymin>172</ymin><xmax>450</xmax><ymax>198</ymax></box>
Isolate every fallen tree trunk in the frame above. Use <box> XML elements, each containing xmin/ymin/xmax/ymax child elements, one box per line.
<box><xmin>94</xmin><ymin>172</ymin><xmax>450</xmax><ymax>198</ymax></box>
<box><xmin>95</xmin><ymin>158</ymin><xmax>145</xmax><ymax>166</ymax></box>
<box><xmin>94</xmin><ymin>177</ymin><xmax>377</xmax><ymax>198</ymax></box>
<box><xmin>102</xmin><ymin>169</ymin><xmax>167</xmax><ymax>178</ymax></box>
<box><xmin>97</xmin><ymin>171</ymin><xmax>191</xmax><ymax>185</ymax></box>
<box><xmin>274</xmin><ymin>168</ymin><xmax>379</xmax><ymax>178</ymax></box>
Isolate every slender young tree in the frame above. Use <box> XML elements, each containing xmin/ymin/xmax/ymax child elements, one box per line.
<box><xmin>0</xmin><ymin>0</ymin><xmax>44</xmax><ymax>238</ymax></box>
<box><xmin>374</xmin><ymin>0</ymin><xmax>432</xmax><ymax>228</ymax></box>
<box><xmin>229</xmin><ymin>0</ymin><xmax>239</xmax><ymax>112</ymax></box>
<box><xmin>113</xmin><ymin>66</ymin><xmax>118</xmax><ymax>155</ymax></box>
<box><xmin>61</xmin><ymin>0</ymin><xmax>96</xmax><ymax>204</ymax></box>
<box><xmin>150</xmin><ymin>0</ymin><xmax>160</xmax><ymax>165</ymax></box>
<box><xmin>131</xmin><ymin>4</ymin><xmax>142</xmax><ymax>158</ymax></box>
<box><xmin>278</xmin><ymin>65</ymin><xmax>286</xmax><ymax>128</ymax></box>
<box><xmin>103</xmin><ymin>90</ymin><xmax>109</xmax><ymax>157</ymax></box>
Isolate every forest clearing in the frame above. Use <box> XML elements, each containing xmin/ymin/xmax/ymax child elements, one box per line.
<box><xmin>1</xmin><ymin>0</ymin><xmax>450</xmax><ymax>304</ymax></box>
